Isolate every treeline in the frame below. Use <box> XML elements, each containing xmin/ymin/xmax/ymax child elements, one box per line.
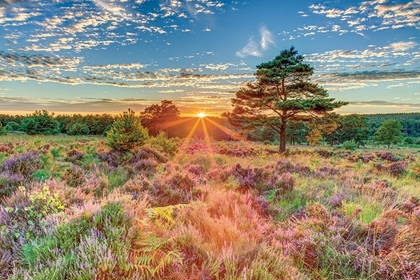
<box><xmin>364</xmin><ymin>113</ymin><xmax>420</xmax><ymax>137</ymax></box>
<box><xmin>0</xmin><ymin>106</ymin><xmax>234</xmax><ymax>141</ymax></box>
<box><xmin>1</xmin><ymin>107</ymin><xmax>420</xmax><ymax>147</ymax></box>
<box><xmin>0</xmin><ymin>110</ymin><xmax>115</xmax><ymax>136</ymax></box>
<box><xmin>248</xmin><ymin>113</ymin><xmax>420</xmax><ymax>147</ymax></box>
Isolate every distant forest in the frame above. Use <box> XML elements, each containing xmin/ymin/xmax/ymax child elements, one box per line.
<box><xmin>364</xmin><ymin>113</ymin><xmax>420</xmax><ymax>137</ymax></box>
<box><xmin>1</xmin><ymin>111</ymin><xmax>420</xmax><ymax>145</ymax></box>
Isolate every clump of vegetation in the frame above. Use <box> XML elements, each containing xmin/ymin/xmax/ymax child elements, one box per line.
<box><xmin>106</xmin><ymin>108</ymin><xmax>149</xmax><ymax>152</ymax></box>
<box><xmin>20</xmin><ymin>110</ymin><xmax>60</xmax><ymax>135</ymax></box>
<box><xmin>66</xmin><ymin>122</ymin><xmax>90</xmax><ymax>135</ymax></box>
<box><xmin>0</xmin><ymin>122</ymin><xmax>7</xmax><ymax>135</ymax></box>
<box><xmin>4</xmin><ymin>121</ymin><xmax>20</xmax><ymax>132</ymax></box>
<box><xmin>147</xmin><ymin>132</ymin><xmax>179</xmax><ymax>156</ymax></box>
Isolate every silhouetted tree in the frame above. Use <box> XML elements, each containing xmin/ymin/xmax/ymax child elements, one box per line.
<box><xmin>140</xmin><ymin>100</ymin><xmax>180</xmax><ymax>137</ymax></box>
<box><xmin>224</xmin><ymin>46</ymin><xmax>347</xmax><ymax>153</ymax></box>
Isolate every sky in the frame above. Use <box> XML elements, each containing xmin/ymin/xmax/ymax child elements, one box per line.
<box><xmin>0</xmin><ymin>0</ymin><xmax>419</xmax><ymax>117</ymax></box>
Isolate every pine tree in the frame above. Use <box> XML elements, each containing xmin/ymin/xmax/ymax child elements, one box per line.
<box><xmin>106</xmin><ymin>108</ymin><xmax>149</xmax><ymax>152</ymax></box>
<box><xmin>224</xmin><ymin>46</ymin><xmax>347</xmax><ymax>153</ymax></box>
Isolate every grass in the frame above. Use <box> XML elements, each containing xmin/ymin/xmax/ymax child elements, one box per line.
<box><xmin>1</xmin><ymin>135</ymin><xmax>420</xmax><ymax>279</ymax></box>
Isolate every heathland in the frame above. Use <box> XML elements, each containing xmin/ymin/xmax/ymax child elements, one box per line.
<box><xmin>1</xmin><ymin>133</ymin><xmax>420</xmax><ymax>279</ymax></box>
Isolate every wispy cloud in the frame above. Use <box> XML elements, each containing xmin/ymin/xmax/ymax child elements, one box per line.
<box><xmin>236</xmin><ymin>26</ymin><xmax>275</xmax><ymax>58</ymax></box>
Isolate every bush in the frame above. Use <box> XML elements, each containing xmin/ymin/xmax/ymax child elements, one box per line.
<box><xmin>4</xmin><ymin>121</ymin><xmax>20</xmax><ymax>132</ymax></box>
<box><xmin>404</xmin><ymin>137</ymin><xmax>414</xmax><ymax>145</ymax></box>
<box><xmin>0</xmin><ymin>123</ymin><xmax>7</xmax><ymax>135</ymax></box>
<box><xmin>147</xmin><ymin>131</ymin><xmax>179</xmax><ymax>156</ymax></box>
<box><xmin>342</xmin><ymin>140</ymin><xmax>357</xmax><ymax>151</ymax></box>
<box><xmin>106</xmin><ymin>109</ymin><xmax>149</xmax><ymax>152</ymax></box>
<box><xmin>66</xmin><ymin>123</ymin><xmax>90</xmax><ymax>135</ymax></box>
<box><xmin>20</xmin><ymin>110</ymin><xmax>60</xmax><ymax>135</ymax></box>
<box><xmin>0</xmin><ymin>151</ymin><xmax>41</xmax><ymax>177</ymax></box>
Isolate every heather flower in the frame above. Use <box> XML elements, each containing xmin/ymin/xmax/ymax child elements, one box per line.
<box><xmin>0</xmin><ymin>151</ymin><xmax>41</xmax><ymax>177</ymax></box>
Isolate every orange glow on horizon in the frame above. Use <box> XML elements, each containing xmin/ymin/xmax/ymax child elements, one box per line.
<box><xmin>159</xmin><ymin>117</ymin><xmax>194</xmax><ymax>130</ymax></box>
<box><xmin>205</xmin><ymin>118</ymin><xmax>244</xmax><ymax>141</ymax></box>
<box><xmin>197</xmin><ymin>112</ymin><xmax>206</xmax><ymax>118</ymax></box>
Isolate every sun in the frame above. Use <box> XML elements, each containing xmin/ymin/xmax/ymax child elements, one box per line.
<box><xmin>197</xmin><ymin>112</ymin><xmax>206</xmax><ymax>118</ymax></box>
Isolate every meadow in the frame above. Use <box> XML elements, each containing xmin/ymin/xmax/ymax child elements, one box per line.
<box><xmin>0</xmin><ymin>134</ymin><xmax>420</xmax><ymax>279</ymax></box>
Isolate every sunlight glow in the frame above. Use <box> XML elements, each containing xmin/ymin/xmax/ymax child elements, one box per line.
<box><xmin>197</xmin><ymin>112</ymin><xmax>206</xmax><ymax>118</ymax></box>
<box><xmin>205</xmin><ymin>118</ymin><xmax>244</xmax><ymax>141</ymax></box>
<box><xmin>200</xmin><ymin>118</ymin><xmax>216</xmax><ymax>166</ymax></box>
<box><xmin>174</xmin><ymin>118</ymin><xmax>201</xmax><ymax>163</ymax></box>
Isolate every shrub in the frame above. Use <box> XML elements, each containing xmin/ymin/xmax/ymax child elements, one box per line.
<box><xmin>20</xmin><ymin>110</ymin><xmax>60</xmax><ymax>135</ymax></box>
<box><xmin>132</xmin><ymin>146</ymin><xmax>168</xmax><ymax>164</ymax></box>
<box><xmin>150</xmin><ymin>171</ymin><xmax>201</xmax><ymax>206</ymax></box>
<box><xmin>404</xmin><ymin>137</ymin><xmax>414</xmax><ymax>145</ymax></box>
<box><xmin>342</xmin><ymin>140</ymin><xmax>357</xmax><ymax>151</ymax></box>
<box><xmin>0</xmin><ymin>145</ymin><xmax>12</xmax><ymax>154</ymax></box>
<box><xmin>0</xmin><ymin>172</ymin><xmax>25</xmax><ymax>197</ymax></box>
<box><xmin>66</xmin><ymin>123</ymin><xmax>90</xmax><ymax>135</ymax></box>
<box><xmin>63</xmin><ymin>165</ymin><xmax>85</xmax><ymax>187</ymax></box>
<box><xmin>147</xmin><ymin>131</ymin><xmax>179</xmax><ymax>156</ymax></box>
<box><xmin>4</xmin><ymin>121</ymin><xmax>20</xmax><ymax>132</ymax></box>
<box><xmin>388</xmin><ymin>161</ymin><xmax>407</xmax><ymax>177</ymax></box>
<box><xmin>0</xmin><ymin>151</ymin><xmax>41</xmax><ymax>177</ymax></box>
<box><xmin>0</xmin><ymin>123</ymin><xmax>7</xmax><ymax>135</ymax></box>
<box><xmin>106</xmin><ymin>109</ymin><xmax>149</xmax><ymax>152</ymax></box>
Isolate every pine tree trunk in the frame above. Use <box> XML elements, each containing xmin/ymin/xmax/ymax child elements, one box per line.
<box><xmin>279</xmin><ymin>123</ymin><xmax>287</xmax><ymax>153</ymax></box>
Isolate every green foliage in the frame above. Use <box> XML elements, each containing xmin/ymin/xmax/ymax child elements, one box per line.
<box><xmin>66</xmin><ymin>122</ymin><xmax>90</xmax><ymax>135</ymax></box>
<box><xmin>225</xmin><ymin>46</ymin><xmax>347</xmax><ymax>153</ymax></box>
<box><xmin>20</xmin><ymin>110</ymin><xmax>60</xmax><ymax>135</ymax></box>
<box><xmin>5</xmin><ymin>121</ymin><xmax>20</xmax><ymax>132</ymax></box>
<box><xmin>0</xmin><ymin>122</ymin><xmax>7</xmax><ymax>135</ymax></box>
<box><xmin>140</xmin><ymin>100</ymin><xmax>180</xmax><ymax>136</ymax></box>
<box><xmin>326</xmin><ymin>114</ymin><xmax>369</xmax><ymax>147</ymax></box>
<box><xmin>404</xmin><ymin>136</ymin><xmax>414</xmax><ymax>145</ymax></box>
<box><xmin>373</xmin><ymin>119</ymin><xmax>404</xmax><ymax>149</ymax></box>
<box><xmin>148</xmin><ymin>131</ymin><xmax>179</xmax><ymax>156</ymax></box>
<box><xmin>106</xmin><ymin>108</ymin><xmax>149</xmax><ymax>152</ymax></box>
<box><xmin>341</xmin><ymin>140</ymin><xmax>357</xmax><ymax>151</ymax></box>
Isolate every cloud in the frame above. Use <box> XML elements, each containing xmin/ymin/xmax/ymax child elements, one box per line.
<box><xmin>236</xmin><ymin>26</ymin><xmax>275</xmax><ymax>58</ymax></box>
<box><xmin>349</xmin><ymin>100</ymin><xmax>420</xmax><ymax>108</ymax></box>
<box><xmin>0</xmin><ymin>0</ymin><xmax>24</xmax><ymax>6</ymax></box>
<box><xmin>93</xmin><ymin>0</ymin><xmax>132</xmax><ymax>20</ymax></box>
<box><xmin>203</xmin><ymin>63</ymin><xmax>235</xmax><ymax>71</ymax></box>
<box><xmin>236</xmin><ymin>38</ymin><xmax>261</xmax><ymax>58</ymax></box>
<box><xmin>387</xmin><ymin>83</ymin><xmax>405</xmax><ymax>89</ymax></box>
<box><xmin>307</xmin><ymin>0</ymin><xmax>420</xmax><ymax>34</ymax></box>
<box><xmin>0</xmin><ymin>50</ymin><xmax>253</xmax><ymax>92</ymax></box>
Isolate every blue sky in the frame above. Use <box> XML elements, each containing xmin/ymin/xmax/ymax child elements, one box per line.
<box><xmin>0</xmin><ymin>0</ymin><xmax>419</xmax><ymax>116</ymax></box>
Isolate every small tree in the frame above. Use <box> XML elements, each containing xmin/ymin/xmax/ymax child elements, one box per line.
<box><xmin>20</xmin><ymin>110</ymin><xmax>60</xmax><ymax>135</ymax></box>
<box><xmin>148</xmin><ymin>131</ymin><xmax>179</xmax><ymax>156</ymax></box>
<box><xmin>326</xmin><ymin>114</ymin><xmax>369</xmax><ymax>147</ymax></box>
<box><xmin>373</xmin><ymin>119</ymin><xmax>404</xmax><ymax>149</ymax></box>
<box><xmin>224</xmin><ymin>46</ymin><xmax>347</xmax><ymax>153</ymax></box>
<box><xmin>106</xmin><ymin>109</ymin><xmax>149</xmax><ymax>152</ymax></box>
<box><xmin>67</xmin><ymin>123</ymin><xmax>90</xmax><ymax>135</ymax></box>
<box><xmin>140</xmin><ymin>100</ymin><xmax>180</xmax><ymax>137</ymax></box>
<box><xmin>4</xmin><ymin>121</ymin><xmax>20</xmax><ymax>132</ymax></box>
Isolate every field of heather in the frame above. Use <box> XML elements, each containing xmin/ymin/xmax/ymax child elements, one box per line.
<box><xmin>1</xmin><ymin>135</ymin><xmax>420</xmax><ymax>279</ymax></box>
